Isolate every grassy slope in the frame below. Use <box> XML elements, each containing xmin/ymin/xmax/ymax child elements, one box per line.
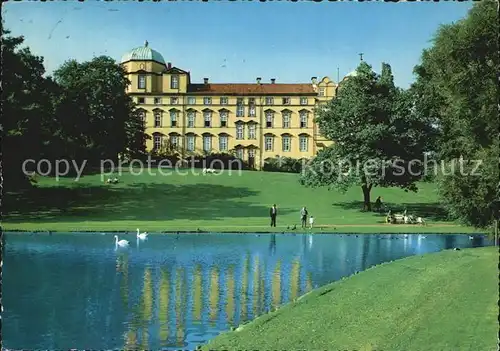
<box><xmin>202</xmin><ymin>247</ymin><xmax>498</xmax><ymax>351</ymax></box>
<box><xmin>3</xmin><ymin>169</ymin><xmax>481</xmax><ymax>233</ymax></box>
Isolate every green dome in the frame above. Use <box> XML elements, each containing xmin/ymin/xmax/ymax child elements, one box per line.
<box><xmin>121</xmin><ymin>41</ymin><xmax>166</xmax><ymax>65</ymax></box>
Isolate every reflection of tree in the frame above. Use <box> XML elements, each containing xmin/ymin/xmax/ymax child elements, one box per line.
<box><xmin>175</xmin><ymin>267</ymin><xmax>186</xmax><ymax>345</ymax></box>
<box><xmin>272</xmin><ymin>260</ymin><xmax>282</xmax><ymax>308</ymax></box>
<box><xmin>193</xmin><ymin>264</ymin><xmax>203</xmax><ymax>322</ymax></box>
<box><xmin>117</xmin><ymin>253</ymin><xmax>129</xmax><ymax>311</ymax></box>
<box><xmin>158</xmin><ymin>268</ymin><xmax>170</xmax><ymax>344</ymax></box>
<box><xmin>290</xmin><ymin>258</ymin><xmax>300</xmax><ymax>301</ymax></box>
<box><xmin>305</xmin><ymin>272</ymin><xmax>313</xmax><ymax>293</ymax></box>
<box><xmin>140</xmin><ymin>267</ymin><xmax>153</xmax><ymax>349</ymax></box>
<box><xmin>226</xmin><ymin>265</ymin><xmax>235</xmax><ymax>325</ymax></box>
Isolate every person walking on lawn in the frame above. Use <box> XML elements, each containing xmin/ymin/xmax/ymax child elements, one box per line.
<box><xmin>270</xmin><ymin>204</ymin><xmax>278</xmax><ymax>227</ymax></box>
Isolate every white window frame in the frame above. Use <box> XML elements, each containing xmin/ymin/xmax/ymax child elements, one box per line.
<box><xmin>300</xmin><ymin>97</ymin><xmax>308</xmax><ymax>105</ymax></box>
<box><xmin>187</xmin><ymin>97</ymin><xmax>196</xmax><ymax>105</ymax></box>
<box><xmin>248</xmin><ymin>124</ymin><xmax>256</xmax><ymax>139</ymax></box>
<box><xmin>300</xmin><ymin>111</ymin><xmax>308</xmax><ymax>128</ymax></box>
<box><xmin>203</xmin><ymin>135</ymin><xmax>212</xmax><ymax>152</ymax></box>
<box><xmin>170</xmin><ymin>135</ymin><xmax>178</xmax><ymax>148</ymax></box>
<box><xmin>220</xmin><ymin>111</ymin><xmax>228</xmax><ymax>127</ymax></box>
<box><xmin>282</xmin><ymin>97</ymin><xmax>290</xmax><ymax>105</ymax></box>
<box><xmin>153</xmin><ymin>135</ymin><xmax>162</xmax><ymax>150</ymax></box>
<box><xmin>220</xmin><ymin>97</ymin><xmax>228</xmax><ymax>105</ymax></box>
<box><xmin>154</xmin><ymin>97</ymin><xmax>162</xmax><ymax>105</ymax></box>
<box><xmin>204</xmin><ymin>97</ymin><xmax>212</xmax><ymax>105</ymax></box>
<box><xmin>265</xmin><ymin>136</ymin><xmax>273</xmax><ymax>151</ymax></box>
<box><xmin>265</xmin><ymin>111</ymin><xmax>274</xmax><ymax>128</ymax></box>
<box><xmin>204</xmin><ymin>111</ymin><xmax>212</xmax><ymax>127</ymax></box>
<box><xmin>219</xmin><ymin>135</ymin><xmax>228</xmax><ymax>151</ymax></box>
<box><xmin>235</xmin><ymin>148</ymin><xmax>244</xmax><ymax>159</ymax></box>
<box><xmin>171</xmin><ymin>75</ymin><xmax>179</xmax><ymax>89</ymax></box>
<box><xmin>138</xmin><ymin>110</ymin><xmax>146</xmax><ymax>125</ymax></box>
<box><xmin>170</xmin><ymin>111</ymin><xmax>177</xmax><ymax>127</ymax></box>
<box><xmin>265</xmin><ymin>97</ymin><xmax>274</xmax><ymax>105</ymax></box>
<box><xmin>236</xmin><ymin>105</ymin><xmax>244</xmax><ymax>117</ymax></box>
<box><xmin>170</xmin><ymin>97</ymin><xmax>178</xmax><ymax>105</ymax></box>
<box><xmin>319</xmin><ymin>88</ymin><xmax>325</xmax><ymax>97</ymax></box>
<box><xmin>138</xmin><ymin>75</ymin><xmax>146</xmax><ymax>89</ymax></box>
<box><xmin>236</xmin><ymin>123</ymin><xmax>244</xmax><ymax>140</ymax></box>
<box><xmin>249</xmin><ymin>106</ymin><xmax>256</xmax><ymax>117</ymax></box>
<box><xmin>283</xmin><ymin>112</ymin><xmax>291</xmax><ymax>128</ymax></box>
<box><xmin>186</xmin><ymin>135</ymin><xmax>195</xmax><ymax>151</ymax></box>
<box><xmin>299</xmin><ymin>135</ymin><xmax>308</xmax><ymax>152</ymax></box>
<box><xmin>187</xmin><ymin>111</ymin><xmax>195</xmax><ymax>128</ymax></box>
<box><xmin>154</xmin><ymin>111</ymin><xmax>162</xmax><ymax>127</ymax></box>
<box><xmin>282</xmin><ymin>135</ymin><xmax>291</xmax><ymax>152</ymax></box>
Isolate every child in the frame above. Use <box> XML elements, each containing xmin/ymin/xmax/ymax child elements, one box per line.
<box><xmin>309</xmin><ymin>215</ymin><xmax>315</xmax><ymax>229</ymax></box>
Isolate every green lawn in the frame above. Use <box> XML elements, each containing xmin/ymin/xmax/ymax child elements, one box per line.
<box><xmin>202</xmin><ymin>247</ymin><xmax>498</xmax><ymax>351</ymax></box>
<box><xmin>3</xmin><ymin>169</ymin><xmax>482</xmax><ymax>233</ymax></box>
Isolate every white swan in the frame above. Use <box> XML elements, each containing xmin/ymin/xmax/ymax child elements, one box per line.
<box><xmin>136</xmin><ymin>228</ymin><xmax>148</xmax><ymax>240</ymax></box>
<box><xmin>114</xmin><ymin>235</ymin><xmax>129</xmax><ymax>247</ymax></box>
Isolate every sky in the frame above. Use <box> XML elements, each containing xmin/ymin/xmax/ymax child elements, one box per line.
<box><xmin>3</xmin><ymin>1</ymin><xmax>474</xmax><ymax>88</ymax></box>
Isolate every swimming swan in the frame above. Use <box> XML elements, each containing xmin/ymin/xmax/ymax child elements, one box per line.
<box><xmin>114</xmin><ymin>235</ymin><xmax>129</xmax><ymax>247</ymax></box>
<box><xmin>136</xmin><ymin>228</ymin><xmax>148</xmax><ymax>240</ymax></box>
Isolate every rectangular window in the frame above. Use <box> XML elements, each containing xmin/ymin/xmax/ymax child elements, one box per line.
<box><xmin>204</xmin><ymin>97</ymin><xmax>212</xmax><ymax>105</ymax></box>
<box><xmin>248</xmin><ymin>98</ymin><xmax>255</xmax><ymax>105</ymax></box>
<box><xmin>186</xmin><ymin>135</ymin><xmax>195</xmax><ymax>151</ymax></box>
<box><xmin>204</xmin><ymin>111</ymin><xmax>212</xmax><ymax>127</ymax></box>
<box><xmin>138</xmin><ymin>110</ymin><xmax>146</xmax><ymax>125</ymax></box>
<box><xmin>299</xmin><ymin>135</ymin><xmax>308</xmax><ymax>152</ymax></box>
<box><xmin>154</xmin><ymin>97</ymin><xmax>162</xmax><ymax>105</ymax></box>
<box><xmin>170</xmin><ymin>97</ymin><xmax>178</xmax><ymax>105</ymax></box>
<box><xmin>138</xmin><ymin>75</ymin><xmax>146</xmax><ymax>89</ymax></box>
<box><xmin>187</xmin><ymin>111</ymin><xmax>195</xmax><ymax>128</ymax></box>
<box><xmin>249</xmin><ymin>106</ymin><xmax>256</xmax><ymax>117</ymax></box>
<box><xmin>237</xmin><ymin>97</ymin><xmax>244</xmax><ymax>105</ymax></box>
<box><xmin>170</xmin><ymin>111</ymin><xmax>177</xmax><ymax>127</ymax></box>
<box><xmin>282</xmin><ymin>136</ymin><xmax>291</xmax><ymax>152</ymax></box>
<box><xmin>154</xmin><ymin>111</ymin><xmax>162</xmax><ymax>127</ymax></box>
<box><xmin>138</xmin><ymin>97</ymin><xmax>145</xmax><ymax>104</ymax></box>
<box><xmin>171</xmin><ymin>75</ymin><xmax>179</xmax><ymax>89</ymax></box>
<box><xmin>187</xmin><ymin>97</ymin><xmax>196</xmax><ymax>105</ymax></box>
<box><xmin>319</xmin><ymin>88</ymin><xmax>325</xmax><ymax>97</ymax></box>
<box><xmin>236</xmin><ymin>124</ymin><xmax>244</xmax><ymax>140</ymax></box>
<box><xmin>170</xmin><ymin>135</ymin><xmax>178</xmax><ymax>148</ymax></box>
<box><xmin>265</xmin><ymin>136</ymin><xmax>273</xmax><ymax>151</ymax></box>
<box><xmin>220</xmin><ymin>97</ymin><xmax>228</xmax><ymax>105</ymax></box>
<box><xmin>219</xmin><ymin>135</ymin><xmax>228</xmax><ymax>151</ymax></box>
<box><xmin>282</xmin><ymin>112</ymin><xmax>291</xmax><ymax>128</ymax></box>
<box><xmin>282</xmin><ymin>97</ymin><xmax>290</xmax><ymax>105</ymax></box>
<box><xmin>220</xmin><ymin>111</ymin><xmax>228</xmax><ymax>127</ymax></box>
<box><xmin>265</xmin><ymin>97</ymin><xmax>273</xmax><ymax>105</ymax></box>
<box><xmin>203</xmin><ymin>135</ymin><xmax>212</xmax><ymax>152</ymax></box>
<box><xmin>236</xmin><ymin>105</ymin><xmax>244</xmax><ymax>117</ymax></box>
<box><xmin>235</xmin><ymin>148</ymin><xmax>244</xmax><ymax>159</ymax></box>
<box><xmin>300</xmin><ymin>111</ymin><xmax>308</xmax><ymax>128</ymax></box>
<box><xmin>266</xmin><ymin>112</ymin><xmax>273</xmax><ymax>128</ymax></box>
<box><xmin>248</xmin><ymin>148</ymin><xmax>255</xmax><ymax>158</ymax></box>
<box><xmin>153</xmin><ymin>135</ymin><xmax>162</xmax><ymax>150</ymax></box>
<box><xmin>300</xmin><ymin>97</ymin><xmax>308</xmax><ymax>105</ymax></box>
<box><xmin>248</xmin><ymin>124</ymin><xmax>256</xmax><ymax>139</ymax></box>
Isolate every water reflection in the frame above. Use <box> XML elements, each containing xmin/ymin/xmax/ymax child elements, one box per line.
<box><xmin>2</xmin><ymin>232</ymin><xmax>493</xmax><ymax>350</ymax></box>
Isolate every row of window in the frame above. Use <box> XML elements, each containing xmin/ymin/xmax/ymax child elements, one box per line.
<box><xmin>153</xmin><ymin>134</ymin><xmax>310</xmax><ymax>153</ymax></box>
<box><xmin>138</xmin><ymin>96</ymin><xmax>310</xmax><ymax>106</ymax></box>
<box><xmin>141</xmin><ymin>110</ymin><xmax>310</xmax><ymax>129</ymax></box>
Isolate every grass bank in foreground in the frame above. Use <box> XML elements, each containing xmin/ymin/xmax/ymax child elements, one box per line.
<box><xmin>4</xmin><ymin>170</ymin><xmax>482</xmax><ymax>233</ymax></box>
<box><xmin>202</xmin><ymin>247</ymin><xmax>498</xmax><ymax>351</ymax></box>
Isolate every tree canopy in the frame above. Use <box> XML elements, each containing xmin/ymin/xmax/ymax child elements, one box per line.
<box><xmin>300</xmin><ymin>61</ymin><xmax>435</xmax><ymax>210</ymax></box>
<box><xmin>412</xmin><ymin>0</ymin><xmax>499</xmax><ymax>227</ymax></box>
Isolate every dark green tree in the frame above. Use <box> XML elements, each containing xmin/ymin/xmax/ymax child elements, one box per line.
<box><xmin>300</xmin><ymin>62</ymin><xmax>435</xmax><ymax>210</ymax></box>
<box><xmin>412</xmin><ymin>0</ymin><xmax>499</xmax><ymax>227</ymax></box>
<box><xmin>53</xmin><ymin>56</ymin><xmax>145</xmax><ymax>165</ymax></box>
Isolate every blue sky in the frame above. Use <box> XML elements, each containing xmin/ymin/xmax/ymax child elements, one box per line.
<box><xmin>3</xmin><ymin>1</ymin><xmax>473</xmax><ymax>88</ymax></box>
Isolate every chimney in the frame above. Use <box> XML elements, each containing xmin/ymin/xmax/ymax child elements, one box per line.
<box><xmin>311</xmin><ymin>77</ymin><xmax>317</xmax><ymax>84</ymax></box>
<box><xmin>204</xmin><ymin>78</ymin><xmax>209</xmax><ymax>85</ymax></box>
<box><xmin>256</xmin><ymin>77</ymin><xmax>262</xmax><ymax>84</ymax></box>
<box><xmin>270</xmin><ymin>78</ymin><xmax>276</xmax><ymax>84</ymax></box>
<box><xmin>167</xmin><ymin>62</ymin><xmax>172</xmax><ymax>69</ymax></box>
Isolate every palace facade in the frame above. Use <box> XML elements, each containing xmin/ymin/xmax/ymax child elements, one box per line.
<box><xmin>120</xmin><ymin>41</ymin><xmax>336</xmax><ymax>169</ymax></box>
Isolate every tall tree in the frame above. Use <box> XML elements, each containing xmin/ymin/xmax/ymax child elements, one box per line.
<box><xmin>300</xmin><ymin>62</ymin><xmax>434</xmax><ymax>210</ymax></box>
<box><xmin>53</xmin><ymin>56</ymin><xmax>145</xmax><ymax>165</ymax></box>
<box><xmin>2</xmin><ymin>29</ymin><xmax>54</xmax><ymax>190</ymax></box>
<box><xmin>413</xmin><ymin>0</ymin><xmax>499</xmax><ymax>227</ymax></box>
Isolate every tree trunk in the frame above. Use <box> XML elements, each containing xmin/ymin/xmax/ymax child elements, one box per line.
<box><xmin>362</xmin><ymin>183</ymin><xmax>372</xmax><ymax>211</ymax></box>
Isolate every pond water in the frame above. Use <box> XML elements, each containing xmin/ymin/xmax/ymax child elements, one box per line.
<box><xmin>2</xmin><ymin>232</ymin><xmax>492</xmax><ymax>350</ymax></box>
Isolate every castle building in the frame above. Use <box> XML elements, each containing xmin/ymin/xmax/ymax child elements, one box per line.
<box><xmin>120</xmin><ymin>41</ymin><xmax>336</xmax><ymax>169</ymax></box>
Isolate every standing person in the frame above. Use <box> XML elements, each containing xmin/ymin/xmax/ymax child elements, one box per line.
<box><xmin>269</xmin><ymin>204</ymin><xmax>278</xmax><ymax>227</ymax></box>
<box><xmin>300</xmin><ymin>206</ymin><xmax>308</xmax><ymax>228</ymax></box>
<box><xmin>309</xmin><ymin>215</ymin><xmax>315</xmax><ymax>229</ymax></box>
<box><xmin>374</xmin><ymin>196</ymin><xmax>382</xmax><ymax>212</ymax></box>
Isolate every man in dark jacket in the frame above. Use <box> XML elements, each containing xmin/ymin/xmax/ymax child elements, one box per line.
<box><xmin>270</xmin><ymin>204</ymin><xmax>278</xmax><ymax>227</ymax></box>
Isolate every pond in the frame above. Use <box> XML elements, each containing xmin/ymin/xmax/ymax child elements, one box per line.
<box><xmin>2</xmin><ymin>232</ymin><xmax>492</xmax><ymax>350</ymax></box>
